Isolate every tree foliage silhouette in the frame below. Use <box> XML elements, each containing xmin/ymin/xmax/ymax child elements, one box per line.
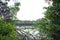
<box><xmin>36</xmin><ymin>0</ymin><xmax>60</xmax><ymax>40</ymax></box>
<box><xmin>0</xmin><ymin>0</ymin><xmax>21</xmax><ymax>40</ymax></box>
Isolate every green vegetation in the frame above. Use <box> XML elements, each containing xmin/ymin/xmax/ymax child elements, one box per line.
<box><xmin>35</xmin><ymin>0</ymin><xmax>60</xmax><ymax>40</ymax></box>
<box><xmin>0</xmin><ymin>0</ymin><xmax>60</xmax><ymax>40</ymax></box>
<box><xmin>0</xmin><ymin>0</ymin><xmax>21</xmax><ymax>40</ymax></box>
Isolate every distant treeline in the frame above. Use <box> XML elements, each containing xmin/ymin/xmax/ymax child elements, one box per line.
<box><xmin>16</xmin><ymin>20</ymin><xmax>36</xmax><ymax>26</ymax></box>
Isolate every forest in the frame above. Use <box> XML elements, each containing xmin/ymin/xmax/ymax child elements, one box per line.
<box><xmin>0</xmin><ymin>0</ymin><xmax>60</xmax><ymax>40</ymax></box>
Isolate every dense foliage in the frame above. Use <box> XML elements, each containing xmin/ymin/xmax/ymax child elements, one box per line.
<box><xmin>36</xmin><ymin>0</ymin><xmax>60</xmax><ymax>40</ymax></box>
<box><xmin>0</xmin><ymin>0</ymin><xmax>21</xmax><ymax>40</ymax></box>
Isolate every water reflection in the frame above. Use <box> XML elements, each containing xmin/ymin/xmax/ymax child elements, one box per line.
<box><xmin>16</xmin><ymin>26</ymin><xmax>40</xmax><ymax>40</ymax></box>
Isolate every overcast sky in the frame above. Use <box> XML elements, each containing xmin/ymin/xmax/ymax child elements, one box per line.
<box><xmin>16</xmin><ymin>0</ymin><xmax>48</xmax><ymax>21</ymax></box>
<box><xmin>8</xmin><ymin>0</ymin><xmax>48</xmax><ymax>21</ymax></box>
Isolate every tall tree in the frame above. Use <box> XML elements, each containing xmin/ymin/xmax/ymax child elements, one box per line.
<box><xmin>36</xmin><ymin>0</ymin><xmax>60</xmax><ymax>40</ymax></box>
<box><xmin>44</xmin><ymin>0</ymin><xmax>60</xmax><ymax>40</ymax></box>
<box><xmin>0</xmin><ymin>0</ymin><xmax>21</xmax><ymax>40</ymax></box>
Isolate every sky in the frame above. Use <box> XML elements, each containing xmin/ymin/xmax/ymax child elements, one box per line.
<box><xmin>8</xmin><ymin>0</ymin><xmax>48</xmax><ymax>21</ymax></box>
<box><xmin>17</xmin><ymin>0</ymin><xmax>48</xmax><ymax>21</ymax></box>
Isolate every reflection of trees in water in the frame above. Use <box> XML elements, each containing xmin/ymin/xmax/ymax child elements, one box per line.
<box><xmin>16</xmin><ymin>26</ymin><xmax>40</xmax><ymax>40</ymax></box>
